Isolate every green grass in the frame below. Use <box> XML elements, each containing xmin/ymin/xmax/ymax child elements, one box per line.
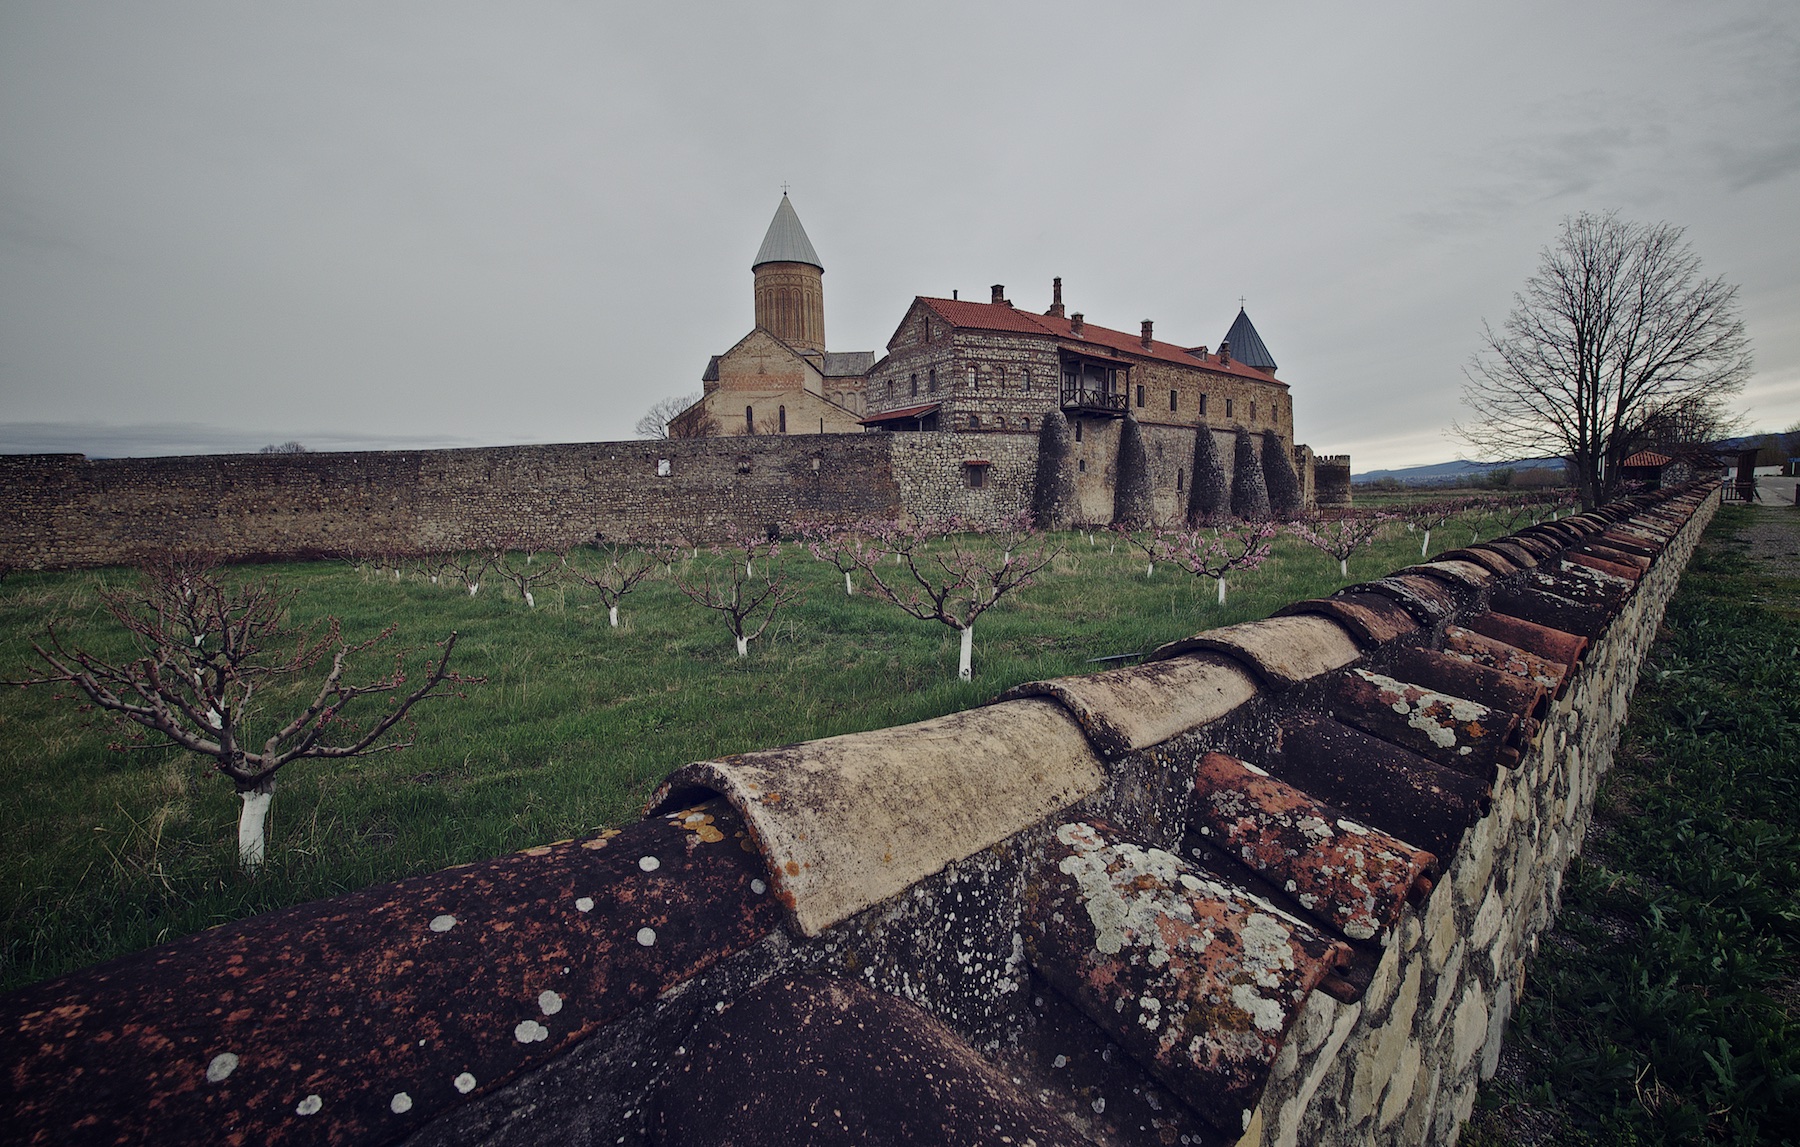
<box><xmin>1</xmin><ymin>507</ymin><xmax>1531</xmax><ymax>991</ymax></box>
<box><xmin>1467</xmin><ymin>506</ymin><xmax>1800</xmax><ymax>1146</ymax></box>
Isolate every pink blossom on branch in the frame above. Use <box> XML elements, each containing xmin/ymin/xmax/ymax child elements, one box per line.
<box><xmin>1288</xmin><ymin>514</ymin><xmax>1395</xmax><ymax>578</ymax></box>
<box><xmin>1155</xmin><ymin>524</ymin><xmax>1277</xmax><ymax>606</ymax></box>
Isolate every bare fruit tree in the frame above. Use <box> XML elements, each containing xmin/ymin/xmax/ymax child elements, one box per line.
<box><xmin>14</xmin><ymin>558</ymin><xmax>477</xmax><ymax>870</ymax></box>
<box><xmin>564</xmin><ymin>539</ymin><xmax>657</xmax><ymax>626</ymax></box>
<box><xmin>674</xmin><ymin>536</ymin><xmax>802</xmax><ymax>657</ymax></box>
<box><xmin>636</xmin><ymin>393</ymin><xmax>702</xmax><ymax>439</ymax></box>
<box><xmin>1458</xmin><ymin>212</ymin><xmax>1752</xmax><ymax>510</ymax></box>
<box><xmin>833</xmin><ymin>518</ymin><xmax>1058</xmax><ymax>681</ymax></box>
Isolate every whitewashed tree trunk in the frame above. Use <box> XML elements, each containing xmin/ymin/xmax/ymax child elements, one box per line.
<box><xmin>524</xmin><ymin>590</ymin><xmax>536</xmax><ymax>609</ymax></box>
<box><xmin>608</xmin><ymin>604</ymin><xmax>620</xmax><ymax>627</ymax></box>
<box><xmin>735</xmin><ymin>634</ymin><xmax>749</xmax><ymax>658</ymax></box>
<box><xmin>238</xmin><ymin>779</ymin><xmax>274</xmax><ymax>870</ymax></box>
<box><xmin>1218</xmin><ymin>578</ymin><xmax>1228</xmax><ymax>606</ymax></box>
<box><xmin>430</xmin><ymin>575</ymin><xmax>439</xmax><ymax>585</ymax></box>
<box><xmin>1339</xmin><ymin>557</ymin><xmax>1349</xmax><ymax>577</ymax></box>
<box><xmin>1420</xmin><ymin>529</ymin><xmax>1431</xmax><ymax>557</ymax></box>
<box><xmin>746</xmin><ymin>560</ymin><xmax>754</xmax><ymax>578</ymax></box>
<box><xmin>468</xmin><ymin>583</ymin><xmax>479</xmax><ymax>596</ymax></box>
<box><xmin>958</xmin><ymin>625</ymin><xmax>974</xmax><ymax>681</ymax></box>
<box><xmin>843</xmin><ymin>572</ymin><xmax>853</xmax><ymax>595</ymax></box>
<box><xmin>1145</xmin><ymin>561</ymin><xmax>1154</xmax><ymax>578</ymax></box>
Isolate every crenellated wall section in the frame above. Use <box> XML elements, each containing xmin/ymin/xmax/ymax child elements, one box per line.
<box><xmin>0</xmin><ymin>484</ymin><xmax>1717</xmax><ymax>1146</ymax></box>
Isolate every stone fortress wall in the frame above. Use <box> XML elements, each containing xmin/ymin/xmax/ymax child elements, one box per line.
<box><xmin>0</xmin><ymin>481</ymin><xmax>1718</xmax><ymax>1147</ymax></box>
<box><xmin>1</xmin><ymin>425</ymin><xmax>1330</xmax><ymax>570</ymax></box>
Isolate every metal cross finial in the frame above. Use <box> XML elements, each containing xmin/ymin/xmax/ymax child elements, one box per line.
<box><xmin>781</xmin><ymin>182</ymin><xmax>790</xmax><ymax>196</ymax></box>
<box><xmin>1239</xmin><ymin>295</ymin><xmax>1246</xmax><ymax>310</ymax></box>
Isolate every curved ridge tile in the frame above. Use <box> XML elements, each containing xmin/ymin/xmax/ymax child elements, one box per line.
<box><xmin>1358</xmin><ymin>575</ymin><xmax>1459</xmax><ymax>624</ymax></box>
<box><xmin>1</xmin><ymin>802</ymin><xmax>779</xmax><ymax>1147</ymax></box>
<box><xmin>1442</xmin><ymin>625</ymin><xmax>1572</xmax><ymax>697</ymax></box>
<box><xmin>1276</xmin><ymin>592</ymin><xmax>1421</xmax><ymax>648</ymax></box>
<box><xmin>1463</xmin><ymin>611</ymin><xmax>1588</xmax><ymax>669</ymax></box>
<box><xmin>1190</xmin><ymin>752</ymin><xmax>1436</xmax><ymax>943</ymax></box>
<box><xmin>1438</xmin><ymin>547</ymin><xmax>1517</xmax><ymax>576</ymax></box>
<box><xmin>1384</xmin><ymin>645</ymin><xmax>1550</xmax><ymax>720</ymax></box>
<box><xmin>1481</xmin><ymin>539</ymin><xmax>1539</xmax><ymax>568</ymax></box>
<box><xmin>1325</xmin><ymin>668</ymin><xmax>1526</xmax><ymax>778</ymax></box>
<box><xmin>1148</xmin><ymin>615</ymin><xmax>1361</xmax><ymax>690</ymax></box>
<box><xmin>1025</xmin><ymin>821</ymin><xmax>1351</xmax><ymax>1136</ymax></box>
<box><xmin>647</xmin><ymin>699</ymin><xmax>1105</xmax><ymax>937</ymax></box>
<box><xmin>1488</xmin><ymin>585</ymin><xmax>1612</xmax><ymax>639</ymax></box>
<box><xmin>1270</xmin><ymin>715</ymin><xmax>1490</xmax><ymax>860</ymax></box>
<box><xmin>998</xmin><ymin>653</ymin><xmax>1260</xmax><ymax>758</ymax></box>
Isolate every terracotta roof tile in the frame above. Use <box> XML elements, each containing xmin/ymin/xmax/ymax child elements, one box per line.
<box><xmin>915</xmin><ymin>297</ymin><xmax>1284</xmax><ymax>384</ymax></box>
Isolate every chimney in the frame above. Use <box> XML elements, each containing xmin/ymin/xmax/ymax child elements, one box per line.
<box><xmin>991</xmin><ymin>284</ymin><xmax>1006</xmax><ymax>305</ymax></box>
<box><xmin>1141</xmin><ymin>320</ymin><xmax>1154</xmax><ymax>349</ymax></box>
<box><xmin>1070</xmin><ymin>312</ymin><xmax>1085</xmax><ymax>337</ymax></box>
<box><xmin>1219</xmin><ymin>339</ymin><xmax>1231</xmax><ymax>365</ymax></box>
<box><xmin>1046</xmin><ymin>277</ymin><xmax>1065</xmax><ymax>318</ymax></box>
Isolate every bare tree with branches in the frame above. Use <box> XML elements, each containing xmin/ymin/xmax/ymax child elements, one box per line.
<box><xmin>674</xmin><ymin>536</ymin><xmax>803</xmax><ymax>657</ymax></box>
<box><xmin>832</xmin><ymin>518</ymin><xmax>1058</xmax><ymax>681</ymax></box>
<box><xmin>1459</xmin><ymin>212</ymin><xmax>1752</xmax><ymax>510</ymax></box>
<box><xmin>636</xmin><ymin>393</ymin><xmax>703</xmax><ymax>439</ymax></box>
<box><xmin>12</xmin><ymin>558</ymin><xmax>478</xmax><ymax>870</ymax></box>
<box><xmin>564</xmin><ymin>539</ymin><xmax>657</xmax><ymax>626</ymax></box>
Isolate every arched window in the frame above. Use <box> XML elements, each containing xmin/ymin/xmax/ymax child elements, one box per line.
<box><xmin>1176</xmin><ymin>468</ymin><xmax>1185</xmax><ymax>492</ymax></box>
<box><xmin>967</xmin><ymin>412</ymin><xmax>981</xmax><ymax>430</ymax></box>
<box><xmin>929</xmin><ymin>367</ymin><xmax>938</xmax><ymax>394</ymax></box>
<box><xmin>969</xmin><ymin>366</ymin><xmax>978</xmax><ymax>389</ymax></box>
<box><xmin>778</xmin><ymin>405</ymin><xmax>787</xmax><ymax>433</ymax></box>
<box><xmin>1022</xmin><ymin>366</ymin><xmax>1032</xmax><ymax>393</ymax></box>
<box><xmin>746</xmin><ymin>405</ymin><xmax>755</xmax><ymax>433</ymax></box>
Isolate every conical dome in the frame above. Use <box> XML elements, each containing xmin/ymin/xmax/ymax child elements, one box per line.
<box><xmin>752</xmin><ymin>195</ymin><xmax>823</xmax><ymax>271</ymax></box>
<box><xmin>1221</xmin><ymin>307</ymin><xmax>1277</xmax><ymax>372</ymax></box>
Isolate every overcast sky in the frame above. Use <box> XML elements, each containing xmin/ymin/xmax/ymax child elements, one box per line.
<box><xmin>2</xmin><ymin>2</ymin><xmax>1796</xmax><ymax>470</ymax></box>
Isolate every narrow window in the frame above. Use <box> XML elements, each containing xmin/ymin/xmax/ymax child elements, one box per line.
<box><xmin>657</xmin><ymin>458</ymin><xmax>671</xmax><ymax>477</ymax></box>
<box><xmin>1250</xmin><ymin>400</ymin><xmax>1256</xmax><ymax>422</ymax></box>
<box><xmin>969</xmin><ymin>366</ymin><xmax>978</xmax><ymax>389</ymax></box>
<box><xmin>1170</xmin><ymin>390</ymin><xmax>1178</xmax><ymax>411</ymax></box>
<box><xmin>910</xmin><ymin>373</ymin><xmax>918</xmax><ymax>397</ymax></box>
<box><xmin>1225</xmin><ymin>397</ymin><xmax>1234</xmax><ymax>419</ymax></box>
<box><xmin>1021</xmin><ymin>416</ymin><xmax>1030</xmax><ymax>430</ymax></box>
<box><xmin>1023</xmin><ymin>366</ymin><xmax>1032</xmax><ymax>393</ymax></box>
<box><xmin>1136</xmin><ymin>384</ymin><xmax>1145</xmax><ymax>408</ymax></box>
<box><xmin>778</xmin><ymin>405</ymin><xmax>786</xmax><ymax>433</ymax></box>
<box><xmin>929</xmin><ymin>367</ymin><xmax>938</xmax><ymax>394</ymax></box>
<box><xmin>1176</xmin><ymin>468</ymin><xmax>1184</xmax><ymax>491</ymax></box>
<box><xmin>818</xmin><ymin>418</ymin><xmax>824</xmax><ymax>433</ymax></box>
<box><xmin>1078</xmin><ymin>458</ymin><xmax>1087</xmax><ymax>473</ymax></box>
<box><xmin>1075</xmin><ymin>420</ymin><xmax>1083</xmax><ymax>443</ymax></box>
<box><xmin>1200</xmin><ymin>393</ymin><xmax>1208</xmax><ymax>416</ymax></box>
<box><xmin>746</xmin><ymin>405</ymin><xmax>755</xmax><ymax>433</ymax></box>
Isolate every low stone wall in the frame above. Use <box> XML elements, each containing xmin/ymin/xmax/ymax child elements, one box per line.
<box><xmin>1245</xmin><ymin>488</ymin><xmax>1714</xmax><ymax>1146</ymax></box>
<box><xmin>0</xmin><ymin>485</ymin><xmax>1710</xmax><ymax>1146</ymax></box>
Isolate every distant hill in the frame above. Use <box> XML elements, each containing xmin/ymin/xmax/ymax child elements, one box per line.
<box><xmin>1352</xmin><ymin>458</ymin><xmax>1565</xmax><ymax>487</ymax></box>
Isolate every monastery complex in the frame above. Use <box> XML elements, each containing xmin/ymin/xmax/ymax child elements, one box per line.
<box><xmin>674</xmin><ymin>195</ymin><xmax>1345</xmax><ymax>511</ymax></box>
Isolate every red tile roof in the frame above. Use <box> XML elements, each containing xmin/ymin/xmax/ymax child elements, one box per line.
<box><xmin>913</xmin><ymin>297</ymin><xmax>1284</xmax><ymax>384</ymax></box>
<box><xmin>1622</xmin><ymin>451</ymin><xmax>1672</xmax><ymax>468</ymax></box>
<box><xmin>859</xmin><ymin>402</ymin><xmax>941</xmax><ymax>424</ymax></box>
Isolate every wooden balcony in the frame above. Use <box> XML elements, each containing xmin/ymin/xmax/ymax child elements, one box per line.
<box><xmin>1060</xmin><ymin>386</ymin><xmax>1129</xmax><ymax>417</ymax></box>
